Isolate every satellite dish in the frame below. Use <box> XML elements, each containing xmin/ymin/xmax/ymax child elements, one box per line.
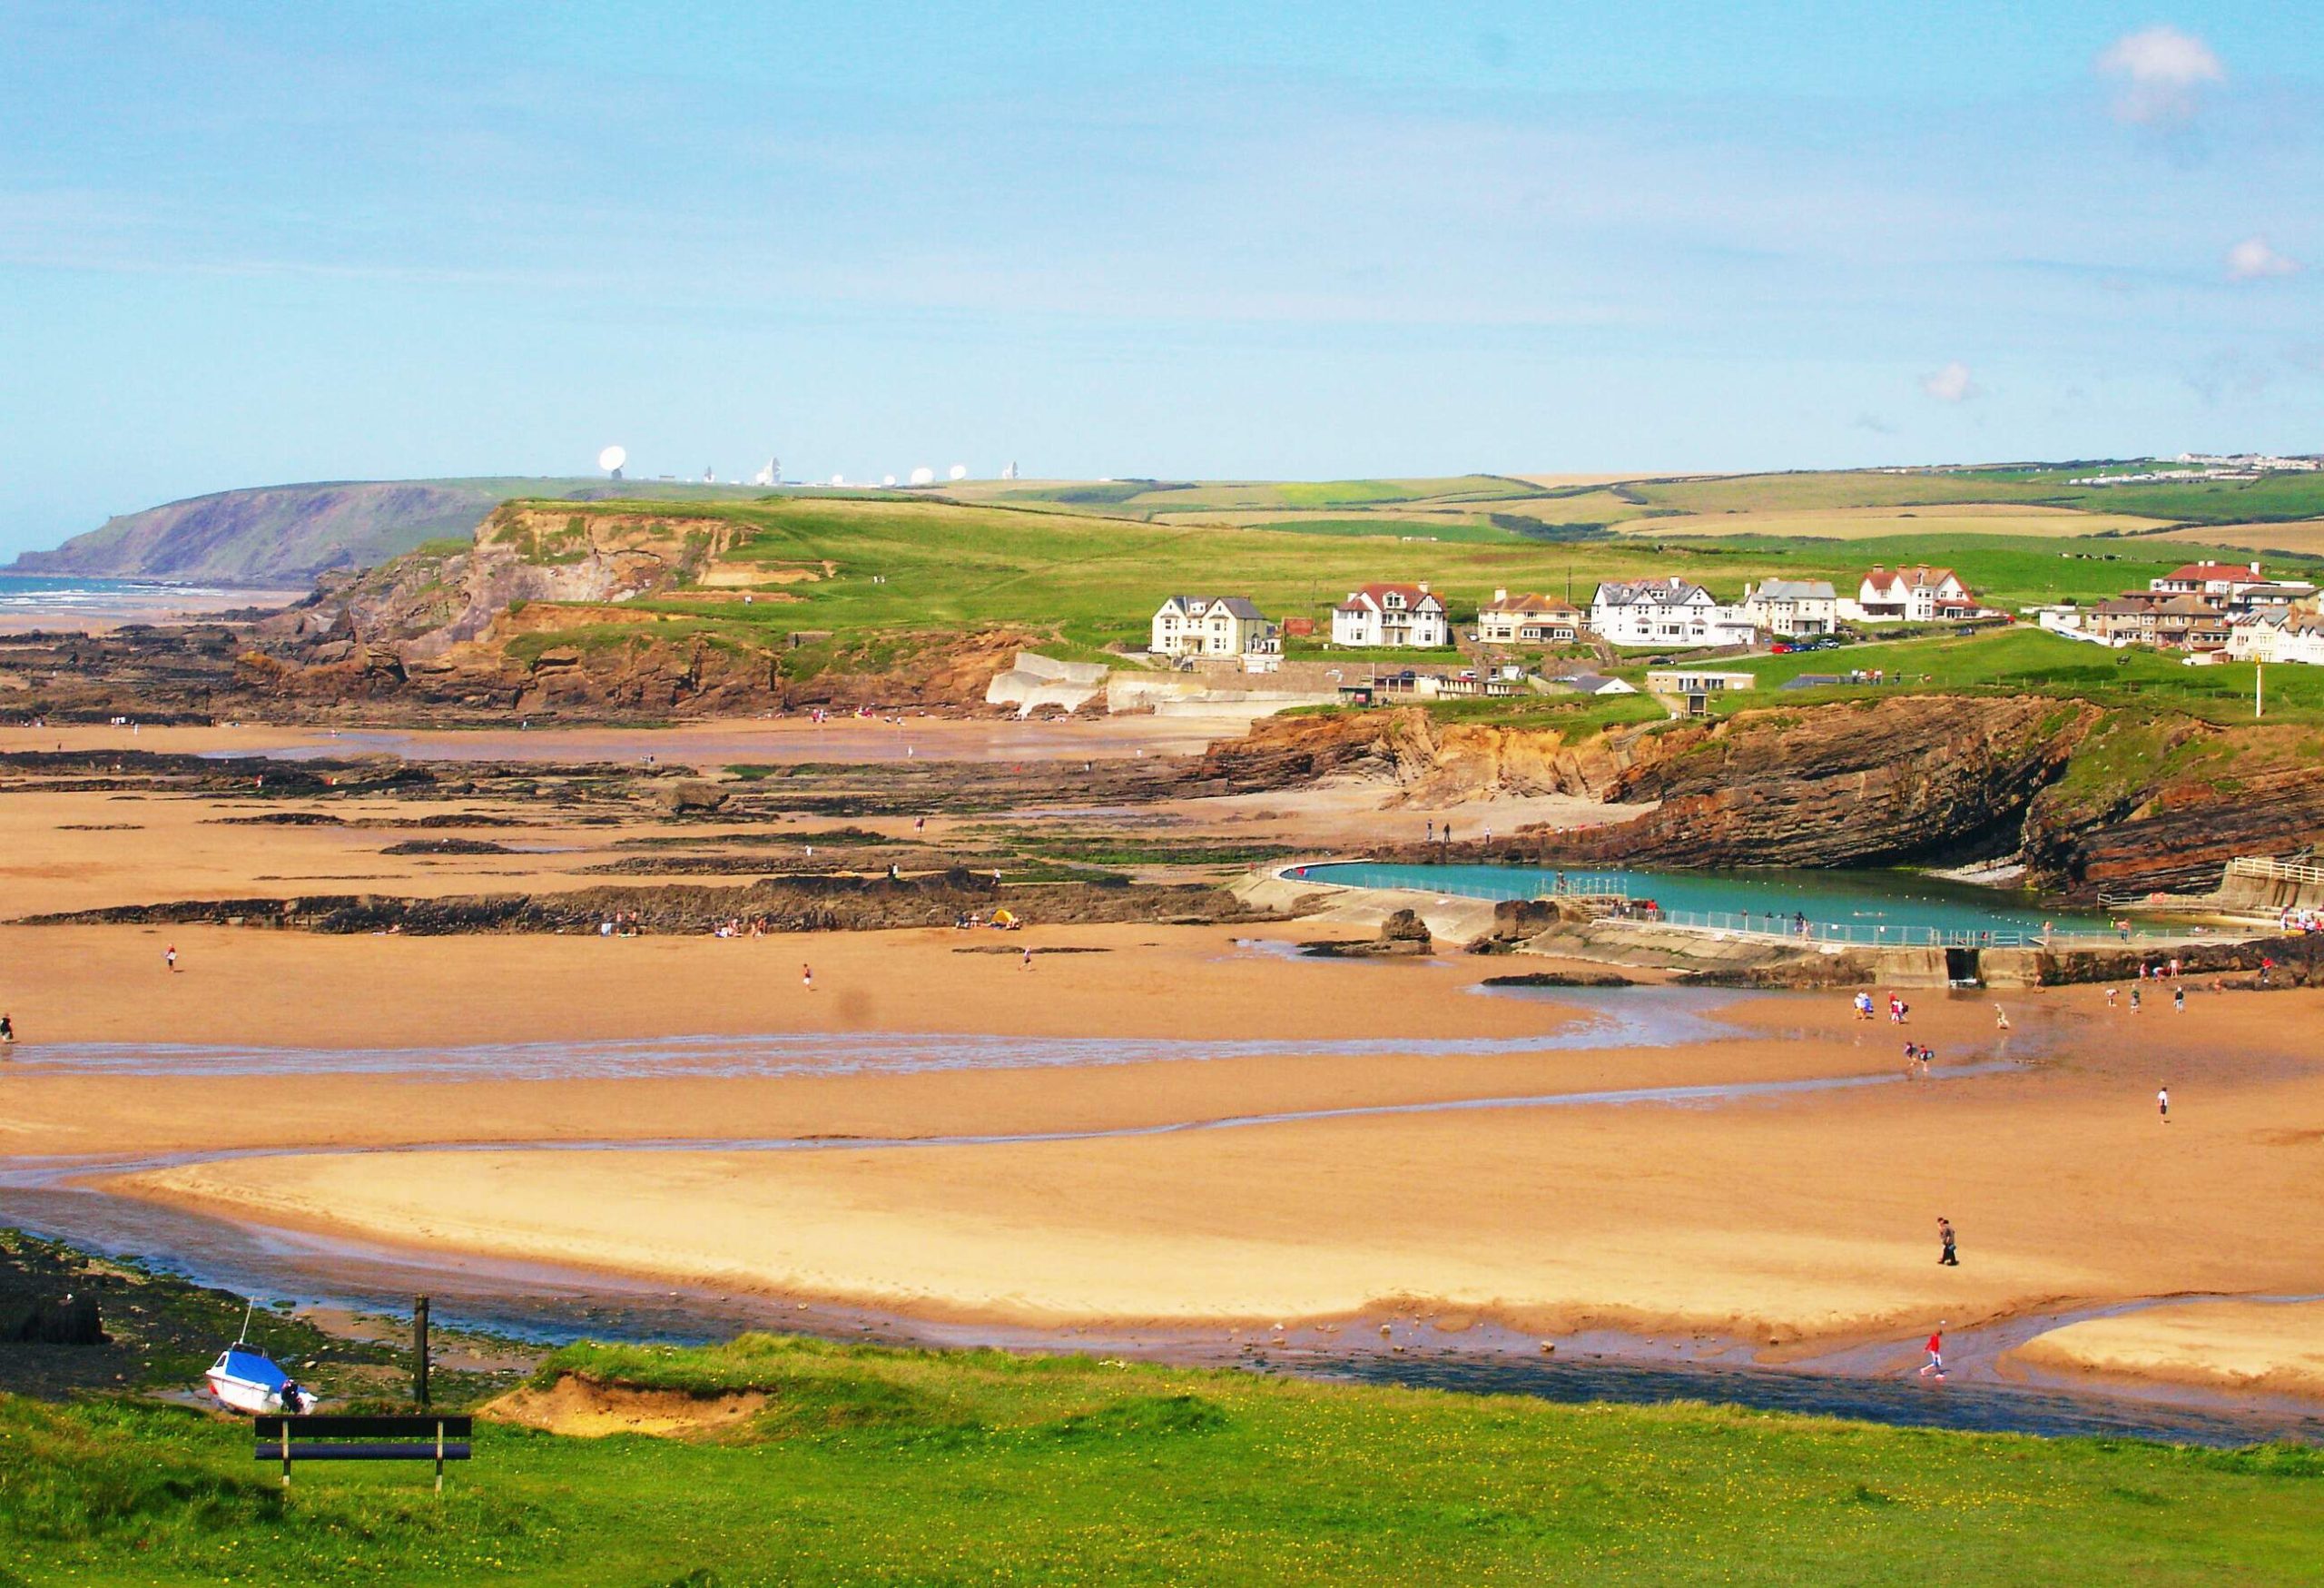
<box><xmin>948</xmin><ymin>464</ymin><xmax>969</xmax><ymax>481</ymax></box>
<box><xmin>597</xmin><ymin>445</ymin><xmax>627</xmax><ymax>474</ymax></box>
<box><xmin>910</xmin><ymin>466</ymin><xmax>935</xmax><ymax>486</ymax></box>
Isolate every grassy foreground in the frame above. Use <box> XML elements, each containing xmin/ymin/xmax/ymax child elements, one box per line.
<box><xmin>5</xmin><ymin>1336</ymin><xmax>2319</xmax><ymax>1587</ymax></box>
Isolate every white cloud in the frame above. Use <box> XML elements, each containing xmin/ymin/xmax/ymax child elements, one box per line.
<box><xmin>1919</xmin><ymin>361</ymin><xmax>1978</xmax><ymax>403</ymax></box>
<box><xmin>2096</xmin><ymin>25</ymin><xmax>2225</xmax><ymax>125</ymax></box>
<box><xmin>2226</xmin><ymin>235</ymin><xmax>2299</xmax><ymax>281</ymax></box>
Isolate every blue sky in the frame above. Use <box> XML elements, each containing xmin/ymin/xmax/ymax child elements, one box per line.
<box><xmin>1</xmin><ymin>1</ymin><xmax>2318</xmax><ymax>555</ymax></box>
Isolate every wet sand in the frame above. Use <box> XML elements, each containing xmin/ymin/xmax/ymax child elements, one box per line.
<box><xmin>3</xmin><ymin>922</ymin><xmax>2308</xmax><ymax>1372</ymax></box>
<box><xmin>0</xmin><ymin>714</ymin><xmax>1230</xmax><ymax>765</ymax></box>
<box><xmin>2011</xmin><ymin>1301</ymin><xmax>2324</xmax><ymax>1399</ymax></box>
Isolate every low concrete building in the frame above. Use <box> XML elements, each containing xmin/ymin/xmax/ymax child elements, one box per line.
<box><xmin>1645</xmin><ymin>666</ymin><xmax>1756</xmax><ymax>716</ymax></box>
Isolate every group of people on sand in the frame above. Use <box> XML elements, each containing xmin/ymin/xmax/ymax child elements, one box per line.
<box><xmin>2277</xmin><ymin>907</ymin><xmax>2322</xmax><ymax>933</ymax></box>
<box><xmin>711</xmin><ymin>916</ymin><xmax>774</xmax><ymax>939</ymax></box>
<box><xmin>597</xmin><ymin>912</ymin><xmax>644</xmax><ymax>938</ymax></box>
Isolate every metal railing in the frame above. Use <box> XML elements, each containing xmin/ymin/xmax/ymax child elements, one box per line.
<box><xmin>2228</xmin><ymin>855</ymin><xmax>2324</xmax><ymax>887</ymax></box>
<box><xmin>1606</xmin><ymin>906</ymin><xmax>2178</xmax><ymax>950</ymax></box>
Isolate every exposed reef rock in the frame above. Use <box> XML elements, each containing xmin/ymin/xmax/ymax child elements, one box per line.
<box><xmin>25</xmin><ymin>872</ymin><xmax>1268</xmax><ymax>936</ymax></box>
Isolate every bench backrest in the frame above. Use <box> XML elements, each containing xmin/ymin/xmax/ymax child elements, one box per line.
<box><xmin>253</xmin><ymin>1415</ymin><xmax>473</xmax><ymax>1439</ymax></box>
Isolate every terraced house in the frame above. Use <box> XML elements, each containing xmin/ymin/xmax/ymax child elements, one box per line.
<box><xmin>1148</xmin><ymin>595</ymin><xmax>1279</xmax><ymax>657</ymax></box>
<box><xmin>1850</xmin><ymin>565</ymin><xmax>1978</xmax><ymax>623</ymax></box>
<box><xmin>1331</xmin><ymin>583</ymin><xmax>1452</xmax><ymax>647</ymax></box>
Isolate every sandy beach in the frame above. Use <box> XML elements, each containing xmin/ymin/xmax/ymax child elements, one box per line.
<box><xmin>2</xmin><ymin>716</ymin><xmax>2319</xmax><ymax>1403</ymax></box>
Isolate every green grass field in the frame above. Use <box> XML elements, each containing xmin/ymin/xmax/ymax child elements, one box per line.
<box><xmin>1657</xmin><ymin>626</ymin><xmax>2324</xmax><ymax>726</ymax></box>
<box><xmin>7</xmin><ymin>1336</ymin><xmax>2319</xmax><ymax>1586</ymax></box>
<box><xmin>508</xmin><ymin>495</ymin><xmax>2317</xmax><ymax>664</ymax></box>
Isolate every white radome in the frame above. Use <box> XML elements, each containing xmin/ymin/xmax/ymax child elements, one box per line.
<box><xmin>948</xmin><ymin>464</ymin><xmax>969</xmax><ymax>481</ymax></box>
<box><xmin>882</xmin><ymin>474</ymin><xmax>898</xmax><ymax>487</ymax></box>
<box><xmin>597</xmin><ymin>445</ymin><xmax>627</xmax><ymax>473</ymax></box>
<box><xmin>829</xmin><ymin>473</ymin><xmax>846</xmax><ymax>487</ymax></box>
<box><xmin>910</xmin><ymin>466</ymin><xmax>935</xmax><ymax>486</ymax></box>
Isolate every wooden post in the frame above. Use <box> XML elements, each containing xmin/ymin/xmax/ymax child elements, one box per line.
<box><xmin>413</xmin><ymin>1295</ymin><xmax>431</xmax><ymax>1409</ymax></box>
<box><xmin>435</xmin><ymin>1418</ymin><xmax>446</xmax><ymax>1494</ymax></box>
<box><xmin>281</xmin><ymin>1420</ymin><xmax>291</xmax><ymax>1486</ymax></box>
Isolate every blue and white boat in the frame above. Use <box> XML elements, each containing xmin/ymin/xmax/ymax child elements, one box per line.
<box><xmin>204</xmin><ymin>1306</ymin><xmax>316</xmax><ymax>1415</ymax></box>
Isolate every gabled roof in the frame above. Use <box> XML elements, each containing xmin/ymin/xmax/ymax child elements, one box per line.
<box><xmin>1158</xmin><ymin>594</ymin><xmax>1267</xmax><ymax>621</ymax></box>
<box><xmin>1482</xmin><ymin>592</ymin><xmax>1580</xmax><ymax>616</ymax></box>
<box><xmin>2161</xmin><ymin>562</ymin><xmax>2260</xmax><ymax>583</ymax></box>
<box><xmin>1338</xmin><ymin>583</ymin><xmax>1446</xmax><ymax>614</ymax></box>
<box><xmin>1593</xmin><ymin>577</ymin><xmax>1710</xmax><ymax>607</ymax></box>
<box><xmin>1861</xmin><ymin>565</ymin><xmax>1961</xmax><ymax>597</ymax></box>
<box><xmin>2152</xmin><ymin>594</ymin><xmax>2224</xmax><ymax>616</ymax></box>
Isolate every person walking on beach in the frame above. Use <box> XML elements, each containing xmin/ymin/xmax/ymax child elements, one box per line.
<box><xmin>2105</xmin><ymin>986</ymin><xmax>2117</xmax><ymax>1009</ymax></box>
<box><xmin>801</xmin><ymin>962</ymin><xmax>815</xmax><ymax>993</ymax></box>
<box><xmin>164</xmin><ymin>944</ymin><xmax>178</xmax><ymax>973</ymax></box>
<box><xmin>2158</xmin><ymin>1085</ymin><xmax>2170</xmax><ymax>1123</ymax></box>
<box><xmin>1020</xmin><ymin>945</ymin><xmax>1033</xmax><ymax>971</ymax></box>
<box><xmin>2129</xmin><ymin>985</ymin><xmax>2142</xmax><ymax>1013</ymax></box>
<box><xmin>0</xmin><ymin>1012</ymin><xmax>12</xmax><ymax>1045</ymax></box>
<box><xmin>2173</xmin><ymin>985</ymin><xmax>2186</xmax><ymax>1013</ymax></box>
<box><xmin>1937</xmin><ymin>1217</ymin><xmax>1958</xmax><ymax>1267</ymax></box>
<box><xmin>1993</xmin><ymin>1003</ymin><xmax>2010</xmax><ymax>1031</ymax></box>
<box><xmin>1918</xmin><ymin>1325</ymin><xmax>1947</xmax><ymax>1380</ymax></box>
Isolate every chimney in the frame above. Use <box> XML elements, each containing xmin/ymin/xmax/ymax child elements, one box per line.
<box><xmin>1493</xmin><ymin>587</ymin><xmax>1507</xmax><ymax>603</ymax></box>
<box><xmin>1417</xmin><ymin>581</ymin><xmax>1430</xmax><ymax>596</ymax></box>
<box><xmin>2253</xmin><ymin>561</ymin><xmax>2262</xmax><ymax>574</ymax></box>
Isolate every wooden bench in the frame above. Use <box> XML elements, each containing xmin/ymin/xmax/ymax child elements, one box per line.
<box><xmin>252</xmin><ymin>1415</ymin><xmax>472</xmax><ymax>1491</ymax></box>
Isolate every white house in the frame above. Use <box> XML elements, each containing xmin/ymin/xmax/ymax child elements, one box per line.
<box><xmin>1739</xmin><ymin>579</ymin><xmax>1837</xmax><ymax>637</ymax></box>
<box><xmin>1149</xmin><ymin>595</ymin><xmax>1278</xmax><ymax>658</ymax></box>
<box><xmin>1332</xmin><ymin>583</ymin><xmax>1452</xmax><ymax>647</ymax></box>
<box><xmin>1477</xmin><ymin>590</ymin><xmax>1585</xmax><ymax>646</ymax></box>
<box><xmin>1849</xmin><ymin>566</ymin><xmax>1977</xmax><ymax>623</ymax></box>
<box><xmin>1547</xmin><ymin>672</ymin><xmax>1638</xmax><ymax>697</ymax></box>
<box><xmin>2228</xmin><ymin>607</ymin><xmax>2324</xmax><ymax>666</ymax></box>
<box><xmin>1589</xmin><ymin>577</ymin><xmax>1755</xmax><ymax>649</ymax></box>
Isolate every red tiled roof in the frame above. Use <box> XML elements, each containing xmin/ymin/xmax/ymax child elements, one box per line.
<box><xmin>2162</xmin><ymin>563</ymin><xmax>2260</xmax><ymax>582</ymax></box>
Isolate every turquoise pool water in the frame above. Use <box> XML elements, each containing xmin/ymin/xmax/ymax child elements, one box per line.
<box><xmin>1294</xmin><ymin>862</ymin><xmax>2112</xmax><ymax>941</ymax></box>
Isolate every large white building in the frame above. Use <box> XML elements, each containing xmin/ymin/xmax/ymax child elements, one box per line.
<box><xmin>1332</xmin><ymin>583</ymin><xmax>1452</xmax><ymax>647</ymax></box>
<box><xmin>1149</xmin><ymin>595</ymin><xmax>1279</xmax><ymax>658</ymax></box>
<box><xmin>1740</xmin><ymin>579</ymin><xmax>1837</xmax><ymax>637</ymax></box>
<box><xmin>1850</xmin><ymin>566</ymin><xmax>1977</xmax><ymax>623</ymax></box>
<box><xmin>1589</xmin><ymin>577</ymin><xmax>1755</xmax><ymax>649</ymax></box>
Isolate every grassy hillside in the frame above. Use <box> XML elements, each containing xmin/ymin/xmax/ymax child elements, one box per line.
<box><xmin>494</xmin><ymin>495</ymin><xmax>2314</xmax><ymax>663</ymax></box>
<box><xmin>7</xmin><ymin>1335</ymin><xmax>2319</xmax><ymax>1585</ymax></box>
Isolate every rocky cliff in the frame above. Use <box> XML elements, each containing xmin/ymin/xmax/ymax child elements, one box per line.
<box><xmin>12</xmin><ymin>478</ymin><xmax>774</xmax><ymax>585</ymax></box>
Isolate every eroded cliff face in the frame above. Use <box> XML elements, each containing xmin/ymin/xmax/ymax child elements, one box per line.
<box><xmin>1534</xmin><ymin>695</ymin><xmax>2102</xmax><ymax>870</ymax></box>
<box><xmin>2020</xmin><ymin>716</ymin><xmax>2324</xmax><ymax>895</ymax></box>
<box><xmin>1196</xmin><ymin>708</ymin><xmax>1657</xmax><ymax>800</ymax></box>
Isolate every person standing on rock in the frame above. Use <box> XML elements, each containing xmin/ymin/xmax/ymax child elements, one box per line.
<box><xmin>1936</xmin><ymin>1217</ymin><xmax>1958</xmax><ymax>1267</ymax></box>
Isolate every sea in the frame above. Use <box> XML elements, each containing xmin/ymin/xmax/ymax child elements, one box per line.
<box><xmin>0</xmin><ymin>573</ymin><xmax>301</xmax><ymax>634</ymax></box>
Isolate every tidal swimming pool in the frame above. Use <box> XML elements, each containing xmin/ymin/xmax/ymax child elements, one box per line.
<box><xmin>1294</xmin><ymin>862</ymin><xmax>2116</xmax><ymax>942</ymax></box>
